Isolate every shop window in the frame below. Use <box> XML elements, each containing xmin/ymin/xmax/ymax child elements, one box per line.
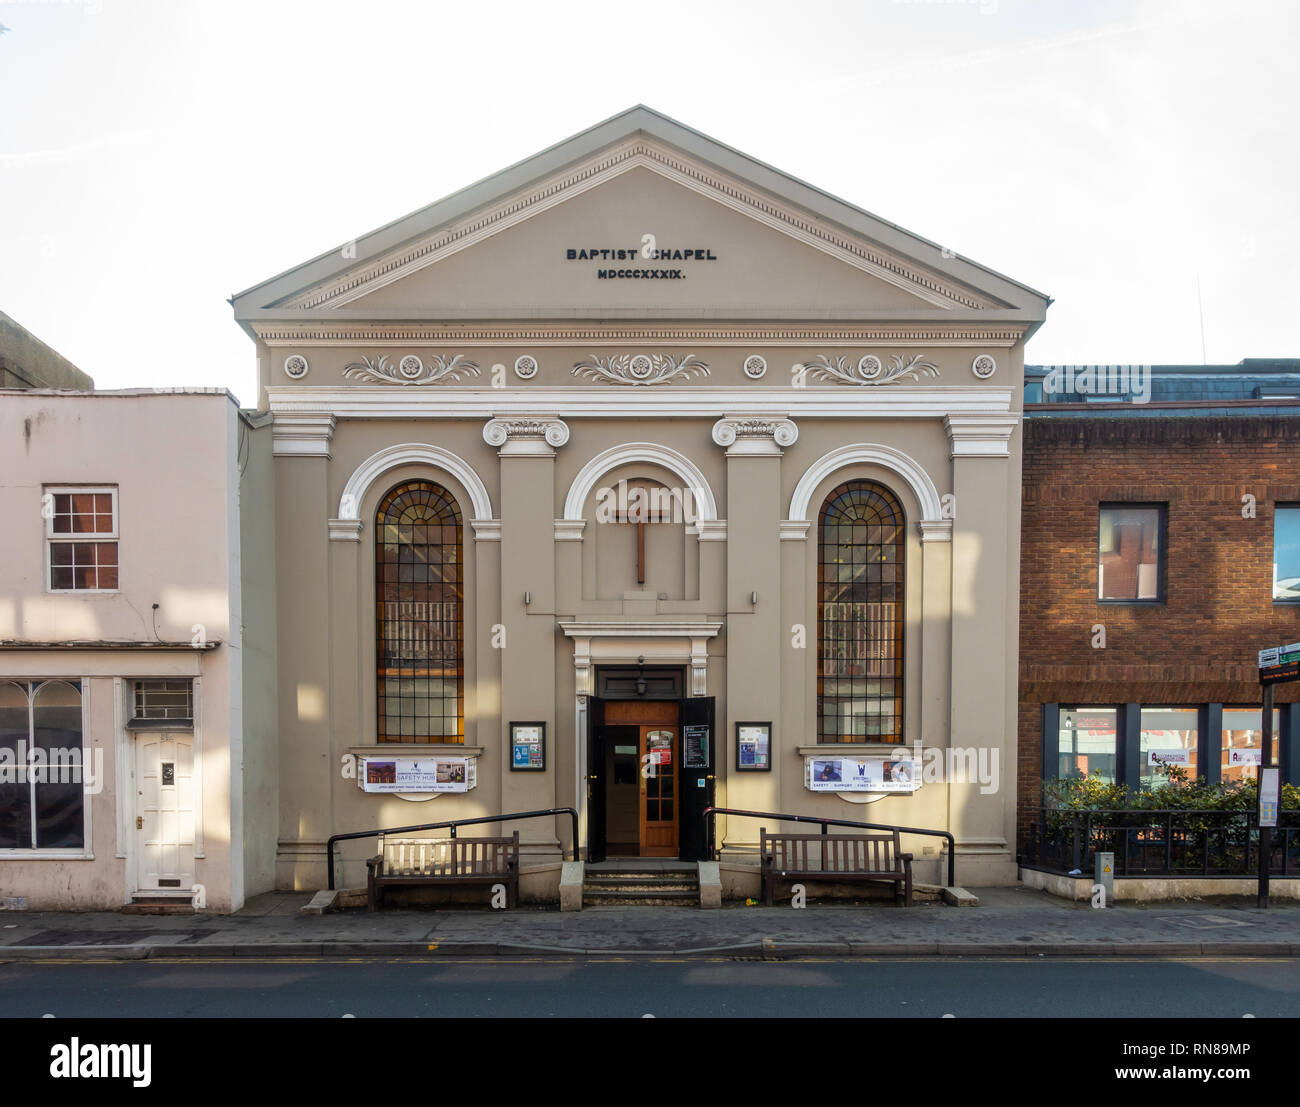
<box><xmin>1221</xmin><ymin>707</ymin><xmax>1280</xmax><ymax>783</ymax></box>
<box><xmin>1058</xmin><ymin>707</ymin><xmax>1118</xmax><ymax>782</ymax></box>
<box><xmin>1273</xmin><ymin>505</ymin><xmax>1300</xmax><ymax>601</ymax></box>
<box><xmin>1098</xmin><ymin>504</ymin><xmax>1163</xmax><ymax>602</ymax></box>
<box><xmin>375</xmin><ymin>481</ymin><xmax>464</xmax><ymax>742</ymax></box>
<box><xmin>1138</xmin><ymin>706</ymin><xmax>1198</xmax><ymax>781</ymax></box>
<box><xmin>817</xmin><ymin>481</ymin><xmax>904</xmax><ymax>743</ymax></box>
<box><xmin>45</xmin><ymin>487</ymin><xmax>118</xmax><ymax>592</ymax></box>
<box><xmin>0</xmin><ymin>680</ymin><xmax>85</xmax><ymax>851</ymax></box>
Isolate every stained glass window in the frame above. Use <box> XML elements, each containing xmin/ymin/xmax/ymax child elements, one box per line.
<box><xmin>375</xmin><ymin>482</ymin><xmax>464</xmax><ymax>742</ymax></box>
<box><xmin>817</xmin><ymin>481</ymin><xmax>904</xmax><ymax>743</ymax></box>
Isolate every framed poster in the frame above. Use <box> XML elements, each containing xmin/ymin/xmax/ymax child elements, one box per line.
<box><xmin>735</xmin><ymin>721</ymin><xmax>771</xmax><ymax>771</ymax></box>
<box><xmin>510</xmin><ymin>722</ymin><xmax>546</xmax><ymax>771</ymax></box>
<box><xmin>683</xmin><ymin>724</ymin><xmax>710</xmax><ymax>769</ymax></box>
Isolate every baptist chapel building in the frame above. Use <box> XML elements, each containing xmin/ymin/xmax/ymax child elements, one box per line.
<box><xmin>2</xmin><ymin>106</ymin><xmax>1050</xmax><ymax>911</ymax></box>
<box><xmin>231</xmin><ymin>106</ymin><xmax>1049</xmax><ymax>895</ymax></box>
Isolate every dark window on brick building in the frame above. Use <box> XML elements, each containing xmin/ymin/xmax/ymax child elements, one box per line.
<box><xmin>1058</xmin><ymin>707</ymin><xmax>1119</xmax><ymax>782</ymax></box>
<box><xmin>1098</xmin><ymin>504</ymin><xmax>1163</xmax><ymax>602</ymax></box>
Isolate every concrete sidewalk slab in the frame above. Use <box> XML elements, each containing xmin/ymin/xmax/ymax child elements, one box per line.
<box><xmin>0</xmin><ymin>886</ymin><xmax>1296</xmax><ymax>961</ymax></box>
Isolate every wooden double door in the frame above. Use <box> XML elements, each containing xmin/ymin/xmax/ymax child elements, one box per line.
<box><xmin>587</xmin><ymin>694</ymin><xmax>715</xmax><ymax>862</ymax></box>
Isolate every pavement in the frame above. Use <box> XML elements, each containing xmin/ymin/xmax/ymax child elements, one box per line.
<box><xmin>3</xmin><ymin>885</ymin><xmax>1300</xmax><ymax>959</ymax></box>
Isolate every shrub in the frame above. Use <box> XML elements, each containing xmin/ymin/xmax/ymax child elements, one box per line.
<box><xmin>1044</xmin><ymin>766</ymin><xmax>1300</xmax><ymax>812</ymax></box>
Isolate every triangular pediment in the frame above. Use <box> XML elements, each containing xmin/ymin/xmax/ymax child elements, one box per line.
<box><xmin>232</xmin><ymin>107</ymin><xmax>1048</xmax><ymax>329</ymax></box>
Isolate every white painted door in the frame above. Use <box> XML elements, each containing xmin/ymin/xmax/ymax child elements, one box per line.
<box><xmin>135</xmin><ymin>733</ymin><xmax>195</xmax><ymax>892</ymax></box>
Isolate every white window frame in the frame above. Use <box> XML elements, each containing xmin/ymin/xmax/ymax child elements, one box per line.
<box><xmin>1273</xmin><ymin>503</ymin><xmax>1300</xmax><ymax>602</ymax></box>
<box><xmin>44</xmin><ymin>485</ymin><xmax>119</xmax><ymax>595</ymax></box>
<box><xmin>0</xmin><ymin>677</ymin><xmax>95</xmax><ymax>860</ymax></box>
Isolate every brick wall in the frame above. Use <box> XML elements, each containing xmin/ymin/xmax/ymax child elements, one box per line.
<box><xmin>1017</xmin><ymin>415</ymin><xmax>1300</xmax><ymax>849</ymax></box>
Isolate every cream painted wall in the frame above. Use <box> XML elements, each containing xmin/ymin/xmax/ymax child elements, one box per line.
<box><xmin>238</xmin><ymin>416</ymin><xmax>278</xmax><ymax>899</ymax></box>
<box><xmin>347</xmin><ymin>165</ymin><xmax>939</xmax><ymax>318</ymax></box>
<box><xmin>268</xmin><ymin>386</ymin><xmax>1024</xmax><ymax>887</ymax></box>
<box><xmin>242</xmin><ymin>125</ymin><xmax>1041</xmax><ymax>890</ymax></box>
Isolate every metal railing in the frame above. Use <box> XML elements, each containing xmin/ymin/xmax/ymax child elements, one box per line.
<box><xmin>703</xmin><ymin>806</ymin><xmax>957</xmax><ymax>888</ymax></box>
<box><xmin>1025</xmin><ymin>807</ymin><xmax>1300</xmax><ymax>878</ymax></box>
<box><xmin>326</xmin><ymin>807</ymin><xmax>579</xmax><ymax>890</ymax></box>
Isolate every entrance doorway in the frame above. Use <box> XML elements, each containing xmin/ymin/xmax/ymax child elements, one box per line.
<box><xmin>599</xmin><ymin>699</ymin><xmax>678</xmax><ymax>858</ymax></box>
<box><xmin>586</xmin><ymin>668</ymin><xmax>715</xmax><ymax>863</ymax></box>
<box><xmin>134</xmin><ymin>732</ymin><xmax>196</xmax><ymax>893</ymax></box>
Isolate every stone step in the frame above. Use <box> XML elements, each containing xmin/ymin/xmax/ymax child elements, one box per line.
<box><xmin>586</xmin><ymin>861</ymin><xmax>697</xmax><ymax>873</ymax></box>
<box><xmin>583</xmin><ymin>874</ymin><xmax>698</xmax><ymax>888</ymax></box>
<box><xmin>582</xmin><ymin>888</ymin><xmax>700</xmax><ymax>906</ymax></box>
<box><xmin>121</xmin><ymin>901</ymin><xmax>195</xmax><ymax>916</ymax></box>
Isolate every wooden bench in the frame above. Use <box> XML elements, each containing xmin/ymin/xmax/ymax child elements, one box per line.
<box><xmin>760</xmin><ymin>829</ymin><xmax>913</xmax><ymax>906</ymax></box>
<box><xmin>366</xmin><ymin>832</ymin><xmax>519</xmax><ymax>911</ymax></box>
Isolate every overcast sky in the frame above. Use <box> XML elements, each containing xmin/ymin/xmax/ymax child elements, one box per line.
<box><xmin>1</xmin><ymin>0</ymin><xmax>1296</xmax><ymax>407</ymax></box>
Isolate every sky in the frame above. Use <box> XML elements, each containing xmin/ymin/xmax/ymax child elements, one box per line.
<box><xmin>1</xmin><ymin>0</ymin><xmax>1296</xmax><ymax>408</ymax></box>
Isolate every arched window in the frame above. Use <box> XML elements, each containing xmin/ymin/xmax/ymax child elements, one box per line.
<box><xmin>817</xmin><ymin>481</ymin><xmax>905</xmax><ymax>743</ymax></box>
<box><xmin>375</xmin><ymin>481</ymin><xmax>464</xmax><ymax>742</ymax></box>
<box><xmin>0</xmin><ymin>679</ymin><xmax>85</xmax><ymax>849</ymax></box>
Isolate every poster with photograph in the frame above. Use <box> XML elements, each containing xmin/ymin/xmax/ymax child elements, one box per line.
<box><xmin>807</xmin><ymin>756</ymin><xmax>919</xmax><ymax>793</ymax></box>
<box><xmin>808</xmin><ymin>758</ymin><xmax>844</xmax><ymax>790</ymax></box>
<box><xmin>361</xmin><ymin>756</ymin><xmax>472</xmax><ymax>793</ymax></box>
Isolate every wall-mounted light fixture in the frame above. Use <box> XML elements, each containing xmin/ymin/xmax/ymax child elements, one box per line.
<box><xmin>524</xmin><ymin>591</ymin><xmax>532</xmax><ymax>606</ymax></box>
<box><xmin>751</xmin><ymin>591</ymin><xmax>758</xmax><ymax>605</ymax></box>
<box><xmin>635</xmin><ymin>655</ymin><xmax>647</xmax><ymax>697</ymax></box>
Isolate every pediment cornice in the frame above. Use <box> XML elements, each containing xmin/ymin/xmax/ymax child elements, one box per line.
<box><xmin>250</xmin><ymin>321</ymin><xmax>1029</xmax><ymax>348</ymax></box>
<box><xmin>274</xmin><ymin>138</ymin><xmax>1002</xmax><ymax>314</ymax></box>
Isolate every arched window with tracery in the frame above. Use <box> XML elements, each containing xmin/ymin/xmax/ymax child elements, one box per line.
<box><xmin>375</xmin><ymin>481</ymin><xmax>464</xmax><ymax>742</ymax></box>
<box><xmin>817</xmin><ymin>481</ymin><xmax>905</xmax><ymax>743</ymax></box>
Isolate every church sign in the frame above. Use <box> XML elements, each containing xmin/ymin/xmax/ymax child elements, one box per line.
<box><xmin>566</xmin><ymin>239</ymin><xmax>718</xmax><ymax>280</ymax></box>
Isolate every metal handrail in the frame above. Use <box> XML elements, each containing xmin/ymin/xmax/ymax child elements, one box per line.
<box><xmin>326</xmin><ymin>807</ymin><xmax>579</xmax><ymax>890</ymax></box>
<box><xmin>1028</xmin><ymin>806</ymin><xmax>1300</xmax><ymax>877</ymax></box>
<box><xmin>703</xmin><ymin>806</ymin><xmax>957</xmax><ymax>888</ymax></box>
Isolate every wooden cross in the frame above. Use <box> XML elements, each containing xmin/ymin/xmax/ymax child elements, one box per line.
<box><xmin>616</xmin><ymin>482</ymin><xmax>671</xmax><ymax>585</ymax></box>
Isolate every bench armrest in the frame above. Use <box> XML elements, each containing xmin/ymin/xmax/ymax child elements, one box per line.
<box><xmin>900</xmin><ymin>852</ymin><xmax>914</xmax><ymax>863</ymax></box>
<box><xmin>365</xmin><ymin>854</ymin><xmax>382</xmax><ymax>871</ymax></box>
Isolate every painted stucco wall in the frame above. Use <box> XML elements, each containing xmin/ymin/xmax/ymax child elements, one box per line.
<box><xmin>237</xmin><ymin>414</ymin><xmax>279</xmax><ymax>899</ymax></box>
<box><xmin>263</xmin><ymin>352</ymin><xmax>1027</xmax><ymax>890</ymax></box>
<box><xmin>233</xmin><ymin>111</ymin><xmax>1045</xmax><ymax>891</ymax></box>
<box><xmin>0</xmin><ymin>390</ymin><xmax>245</xmax><ymax>911</ymax></box>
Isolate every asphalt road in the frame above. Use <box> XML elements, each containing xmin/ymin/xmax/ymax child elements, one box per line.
<box><xmin>1</xmin><ymin>956</ymin><xmax>1297</xmax><ymax>1018</ymax></box>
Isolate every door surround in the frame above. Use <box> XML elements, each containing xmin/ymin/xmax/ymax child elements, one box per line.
<box><xmin>559</xmin><ymin>620</ymin><xmax>722</xmax><ymax>858</ymax></box>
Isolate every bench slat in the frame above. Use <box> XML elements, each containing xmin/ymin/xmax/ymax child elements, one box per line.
<box><xmin>761</xmin><ymin>830</ymin><xmax>913</xmax><ymax>906</ymax></box>
<box><xmin>368</xmin><ymin>832</ymin><xmax>520</xmax><ymax>910</ymax></box>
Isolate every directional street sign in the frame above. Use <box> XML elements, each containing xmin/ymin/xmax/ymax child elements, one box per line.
<box><xmin>1258</xmin><ymin>642</ymin><xmax>1300</xmax><ymax>685</ymax></box>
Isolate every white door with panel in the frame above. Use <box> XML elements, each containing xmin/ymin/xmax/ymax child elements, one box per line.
<box><xmin>135</xmin><ymin>733</ymin><xmax>196</xmax><ymax>892</ymax></box>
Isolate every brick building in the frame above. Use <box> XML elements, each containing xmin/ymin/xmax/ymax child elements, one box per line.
<box><xmin>1017</xmin><ymin>362</ymin><xmax>1300</xmax><ymax>854</ymax></box>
